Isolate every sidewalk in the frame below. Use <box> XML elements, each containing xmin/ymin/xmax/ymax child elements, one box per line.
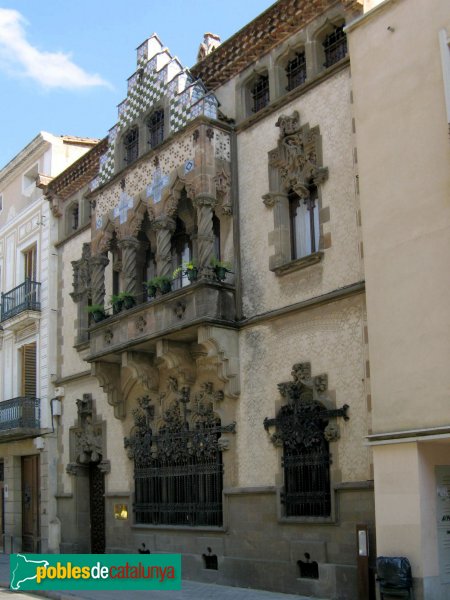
<box><xmin>0</xmin><ymin>554</ymin><xmax>328</xmax><ymax>600</ymax></box>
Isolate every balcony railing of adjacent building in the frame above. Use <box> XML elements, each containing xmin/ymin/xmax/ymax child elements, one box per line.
<box><xmin>0</xmin><ymin>397</ymin><xmax>41</xmax><ymax>437</ymax></box>
<box><xmin>1</xmin><ymin>279</ymin><xmax>41</xmax><ymax>322</ymax></box>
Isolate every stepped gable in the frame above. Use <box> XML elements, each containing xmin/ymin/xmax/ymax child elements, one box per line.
<box><xmin>94</xmin><ymin>33</ymin><xmax>219</xmax><ymax>190</ymax></box>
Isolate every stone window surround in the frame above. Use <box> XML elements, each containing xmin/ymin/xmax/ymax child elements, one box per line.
<box><xmin>263</xmin><ymin>111</ymin><xmax>330</xmax><ymax>276</ymax></box>
<box><xmin>235</xmin><ymin>8</ymin><xmax>348</xmax><ymax>122</ymax></box>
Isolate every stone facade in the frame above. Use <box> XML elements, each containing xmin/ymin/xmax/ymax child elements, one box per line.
<box><xmin>47</xmin><ymin>1</ymin><xmax>376</xmax><ymax>598</ymax></box>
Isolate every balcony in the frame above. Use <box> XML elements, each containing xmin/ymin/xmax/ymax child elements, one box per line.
<box><xmin>0</xmin><ymin>396</ymin><xmax>41</xmax><ymax>441</ymax></box>
<box><xmin>88</xmin><ymin>279</ymin><xmax>236</xmax><ymax>361</ymax></box>
<box><xmin>1</xmin><ymin>279</ymin><xmax>41</xmax><ymax>328</ymax></box>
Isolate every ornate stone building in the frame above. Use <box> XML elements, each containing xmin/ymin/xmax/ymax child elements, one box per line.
<box><xmin>48</xmin><ymin>1</ymin><xmax>375</xmax><ymax>597</ymax></box>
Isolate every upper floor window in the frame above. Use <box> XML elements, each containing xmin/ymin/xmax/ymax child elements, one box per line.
<box><xmin>124</xmin><ymin>127</ymin><xmax>139</xmax><ymax>165</ymax></box>
<box><xmin>251</xmin><ymin>74</ymin><xmax>270</xmax><ymax>113</ymax></box>
<box><xmin>22</xmin><ymin>163</ymin><xmax>39</xmax><ymax>197</ymax></box>
<box><xmin>23</xmin><ymin>245</ymin><xmax>37</xmax><ymax>281</ymax></box>
<box><xmin>147</xmin><ymin>109</ymin><xmax>165</xmax><ymax>149</ymax></box>
<box><xmin>70</xmin><ymin>204</ymin><xmax>79</xmax><ymax>231</ymax></box>
<box><xmin>286</xmin><ymin>50</ymin><xmax>306</xmax><ymax>91</ymax></box>
<box><xmin>289</xmin><ymin>186</ymin><xmax>319</xmax><ymax>260</ymax></box>
<box><xmin>172</xmin><ymin>218</ymin><xmax>192</xmax><ymax>289</ymax></box>
<box><xmin>323</xmin><ymin>24</ymin><xmax>347</xmax><ymax>68</ymax></box>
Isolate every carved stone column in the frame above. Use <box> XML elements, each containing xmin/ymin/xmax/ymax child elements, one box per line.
<box><xmin>118</xmin><ymin>236</ymin><xmax>141</xmax><ymax>295</ymax></box>
<box><xmin>90</xmin><ymin>254</ymin><xmax>109</xmax><ymax>306</ymax></box>
<box><xmin>153</xmin><ymin>216</ymin><xmax>175</xmax><ymax>278</ymax></box>
<box><xmin>193</xmin><ymin>194</ymin><xmax>217</xmax><ymax>273</ymax></box>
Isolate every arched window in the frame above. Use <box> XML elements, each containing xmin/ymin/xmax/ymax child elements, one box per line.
<box><xmin>147</xmin><ymin>109</ymin><xmax>164</xmax><ymax>149</ymax></box>
<box><xmin>286</xmin><ymin>50</ymin><xmax>307</xmax><ymax>91</ymax></box>
<box><xmin>123</xmin><ymin>127</ymin><xmax>139</xmax><ymax>165</ymax></box>
<box><xmin>289</xmin><ymin>185</ymin><xmax>320</xmax><ymax>260</ymax></box>
<box><xmin>213</xmin><ymin>214</ymin><xmax>221</xmax><ymax>260</ymax></box>
<box><xmin>322</xmin><ymin>24</ymin><xmax>347</xmax><ymax>68</ymax></box>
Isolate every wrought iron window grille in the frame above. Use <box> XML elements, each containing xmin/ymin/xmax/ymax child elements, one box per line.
<box><xmin>125</xmin><ymin>388</ymin><xmax>234</xmax><ymax>527</ymax></box>
<box><xmin>264</xmin><ymin>362</ymin><xmax>349</xmax><ymax>518</ymax></box>
<box><xmin>323</xmin><ymin>25</ymin><xmax>347</xmax><ymax>68</ymax></box>
<box><xmin>251</xmin><ymin>74</ymin><xmax>270</xmax><ymax>113</ymax></box>
<box><xmin>286</xmin><ymin>51</ymin><xmax>307</xmax><ymax>91</ymax></box>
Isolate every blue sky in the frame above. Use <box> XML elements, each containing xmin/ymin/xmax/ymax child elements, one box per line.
<box><xmin>0</xmin><ymin>0</ymin><xmax>274</xmax><ymax>168</ymax></box>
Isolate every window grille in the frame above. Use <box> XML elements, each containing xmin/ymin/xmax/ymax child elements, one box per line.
<box><xmin>286</xmin><ymin>51</ymin><xmax>306</xmax><ymax>91</ymax></box>
<box><xmin>251</xmin><ymin>75</ymin><xmax>270</xmax><ymax>113</ymax></box>
<box><xmin>323</xmin><ymin>25</ymin><xmax>347</xmax><ymax>68</ymax></box>
<box><xmin>147</xmin><ymin>109</ymin><xmax>164</xmax><ymax>149</ymax></box>
<box><xmin>124</xmin><ymin>128</ymin><xmax>139</xmax><ymax>164</ymax></box>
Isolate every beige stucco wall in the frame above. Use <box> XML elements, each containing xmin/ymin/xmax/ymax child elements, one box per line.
<box><xmin>237</xmin><ymin>294</ymin><xmax>370</xmax><ymax>487</ymax></box>
<box><xmin>348</xmin><ymin>0</ymin><xmax>450</xmax><ymax>433</ymax></box>
<box><xmin>237</xmin><ymin>67</ymin><xmax>362</xmax><ymax>318</ymax></box>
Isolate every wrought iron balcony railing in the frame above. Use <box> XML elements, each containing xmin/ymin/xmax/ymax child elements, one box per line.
<box><xmin>1</xmin><ymin>279</ymin><xmax>41</xmax><ymax>322</ymax></box>
<box><xmin>0</xmin><ymin>396</ymin><xmax>40</xmax><ymax>432</ymax></box>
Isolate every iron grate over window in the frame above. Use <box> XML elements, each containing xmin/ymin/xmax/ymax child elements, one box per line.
<box><xmin>124</xmin><ymin>127</ymin><xmax>139</xmax><ymax>164</ymax></box>
<box><xmin>323</xmin><ymin>25</ymin><xmax>347</xmax><ymax>68</ymax></box>
<box><xmin>135</xmin><ymin>451</ymin><xmax>223</xmax><ymax>526</ymax></box>
<box><xmin>125</xmin><ymin>393</ymin><xmax>234</xmax><ymax>528</ymax></box>
<box><xmin>286</xmin><ymin>51</ymin><xmax>307</xmax><ymax>91</ymax></box>
<box><xmin>282</xmin><ymin>448</ymin><xmax>331</xmax><ymax>517</ymax></box>
<box><xmin>251</xmin><ymin>75</ymin><xmax>270</xmax><ymax>113</ymax></box>
<box><xmin>147</xmin><ymin>109</ymin><xmax>165</xmax><ymax>149</ymax></box>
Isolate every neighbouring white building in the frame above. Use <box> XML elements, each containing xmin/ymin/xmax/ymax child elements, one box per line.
<box><xmin>0</xmin><ymin>132</ymin><xmax>97</xmax><ymax>553</ymax></box>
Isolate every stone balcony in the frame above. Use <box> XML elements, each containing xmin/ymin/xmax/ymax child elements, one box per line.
<box><xmin>88</xmin><ymin>279</ymin><xmax>237</xmax><ymax>361</ymax></box>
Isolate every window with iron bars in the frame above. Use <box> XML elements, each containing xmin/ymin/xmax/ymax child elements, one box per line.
<box><xmin>147</xmin><ymin>109</ymin><xmax>165</xmax><ymax>149</ymax></box>
<box><xmin>323</xmin><ymin>25</ymin><xmax>347</xmax><ymax>68</ymax></box>
<box><xmin>134</xmin><ymin>424</ymin><xmax>223</xmax><ymax>527</ymax></box>
<box><xmin>286</xmin><ymin>51</ymin><xmax>307</xmax><ymax>91</ymax></box>
<box><xmin>251</xmin><ymin>74</ymin><xmax>270</xmax><ymax>113</ymax></box>
<box><xmin>124</xmin><ymin>127</ymin><xmax>139</xmax><ymax>165</ymax></box>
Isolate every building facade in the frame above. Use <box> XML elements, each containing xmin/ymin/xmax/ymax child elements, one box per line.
<box><xmin>48</xmin><ymin>1</ymin><xmax>378</xmax><ymax>597</ymax></box>
<box><xmin>348</xmin><ymin>1</ymin><xmax>450</xmax><ymax>598</ymax></box>
<box><xmin>0</xmin><ymin>133</ymin><xmax>97</xmax><ymax>554</ymax></box>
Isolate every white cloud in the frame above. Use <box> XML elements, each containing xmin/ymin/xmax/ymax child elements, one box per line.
<box><xmin>0</xmin><ymin>9</ymin><xmax>111</xmax><ymax>90</ymax></box>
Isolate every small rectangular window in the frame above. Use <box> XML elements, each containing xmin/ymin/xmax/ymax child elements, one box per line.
<box><xmin>147</xmin><ymin>109</ymin><xmax>165</xmax><ymax>149</ymax></box>
<box><xmin>323</xmin><ymin>25</ymin><xmax>347</xmax><ymax>68</ymax></box>
<box><xmin>251</xmin><ymin>75</ymin><xmax>270</xmax><ymax>113</ymax></box>
<box><xmin>21</xmin><ymin>342</ymin><xmax>37</xmax><ymax>398</ymax></box>
<box><xmin>286</xmin><ymin>51</ymin><xmax>307</xmax><ymax>91</ymax></box>
<box><xmin>22</xmin><ymin>163</ymin><xmax>39</xmax><ymax>197</ymax></box>
<box><xmin>124</xmin><ymin>128</ymin><xmax>139</xmax><ymax>164</ymax></box>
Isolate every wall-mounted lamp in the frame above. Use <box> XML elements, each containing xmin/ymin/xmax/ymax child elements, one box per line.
<box><xmin>114</xmin><ymin>504</ymin><xmax>128</xmax><ymax>520</ymax></box>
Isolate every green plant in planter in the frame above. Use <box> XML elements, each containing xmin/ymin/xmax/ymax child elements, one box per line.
<box><xmin>118</xmin><ymin>290</ymin><xmax>136</xmax><ymax>309</ymax></box>
<box><xmin>145</xmin><ymin>275</ymin><xmax>172</xmax><ymax>296</ymax></box>
<box><xmin>86</xmin><ymin>303</ymin><xmax>106</xmax><ymax>323</ymax></box>
<box><xmin>109</xmin><ymin>294</ymin><xmax>123</xmax><ymax>314</ymax></box>
<box><xmin>173</xmin><ymin>260</ymin><xmax>198</xmax><ymax>283</ymax></box>
<box><xmin>210</xmin><ymin>257</ymin><xmax>233</xmax><ymax>282</ymax></box>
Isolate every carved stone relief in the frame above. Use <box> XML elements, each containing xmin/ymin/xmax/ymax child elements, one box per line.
<box><xmin>66</xmin><ymin>394</ymin><xmax>110</xmax><ymax>475</ymax></box>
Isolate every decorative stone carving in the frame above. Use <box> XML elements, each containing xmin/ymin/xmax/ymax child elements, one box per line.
<box><xmin>174</xmin><ymin>302</ymin><xmax>186</xmax><ymax>319</ymax></box>
<box><xmin>197</xmin><ymin>32</ymin><xmax>221</xmax><ymax>62</ymax></box>
<box><xmin>89</xmin><ymin>254</ymin><xmax>109</xmax><ymax>306</ymax></box>
<box><xmin>135</xmin><ymin>315</ymin><xmax>147</xmax><ymax>333</ymax></box>
<box><xmin>156</xmin><ymin>340</ymin><xmax>196</xmax><ymax>386</ymax></box>
<box><xmin>197</xmin><ymin>326</ymin><xmax>240</xmax><ymax>398</ymax></box>
<box><xmin>121</xmin><ymin>351</ymin><xmax>159</xmax><ymax>401</ymax></box>
<box><xmin>67</xmin><ymin>394</ymin><xmax>107</xmax><ymax>474</ymax></box>
<box><xmin>117</xmin><ymin>236</ymin><xmax>141</xmax><ymax>295</ymax></box>
<box><xmin>264</xmin><ymin>110</ymin><xmax>328</xmax><ymax>204</ymax></box>
<box><xmin>152</xmin><ymin>216</ymin><xmax>176</xmax><ymax>278</ymax></box>
<box><xmin>91</xmin><ymin>361</ymin><xmax>124</xmax><ymax>419</ymax></box>
<box><xmin>215</xmin><ymin>169</ymin><xmax>232</xmax><ymax>215</ymax></box>
<box><xmin>104</xmin><ymin>329</ymin><xmax>114</xmax><ymax>345</ymax></box>
<box><xmin>71</xmin><ymin>243</ymin><xmax>91</xmax><ymax>301</ymax></box>
<box><xmin>195</xmin><ymin>382</ymin><xmax>224</xmax><ymax>405</ymax></box>
<box><xmin>263</xmin><ymin>362</ymin><xmax>349</xmax><ymax>448</ymax></box>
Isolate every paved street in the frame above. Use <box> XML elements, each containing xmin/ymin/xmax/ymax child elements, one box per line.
<box><xmin>0</xmin><ymin>554</ymin><xmax>328</xmax><ymax>600</ymax></box>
